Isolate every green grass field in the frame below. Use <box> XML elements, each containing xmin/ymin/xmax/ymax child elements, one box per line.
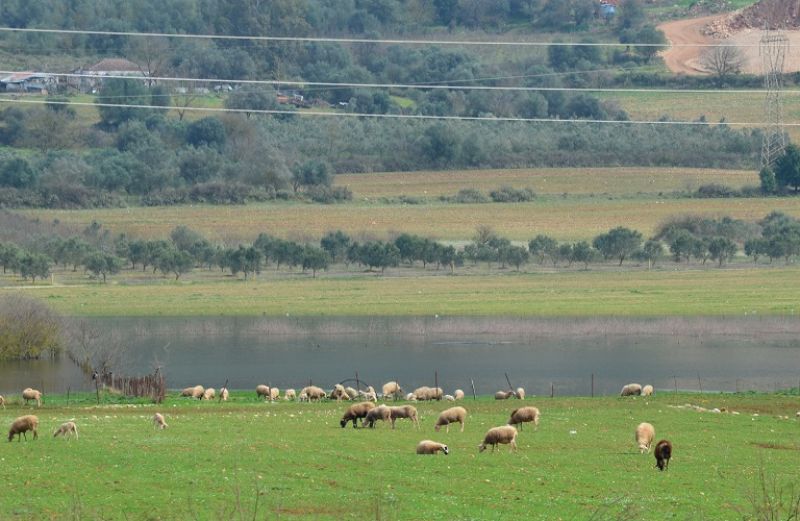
<box><xmin>5</xmin><ymin>266</ymin><xmax>800</xmax><ymax>317</ymax></box>
<box><xmin>0</xmin><ymin>392</ymin><xmax>797</xmax><ymax>520</ymax></box>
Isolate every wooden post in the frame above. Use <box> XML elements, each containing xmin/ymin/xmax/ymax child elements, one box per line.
<box><xmin>355</xmin><ymin>371</ymin><xmax>360</xmax><ymax>392</ymax></box>
<box><xmin>673</xmin><ymin>376</ymin><xmax>678</xmax><ymax>396</ymax></box>
<box><xmin>219</xmin><ymin>378</ymin><xmax>228</xmax><ymax>402</ymax></box>
<box><xmin>95</xmin><ymin>377</ymin><xmax>100</xmax><ymax>405</ymax></box>
<box><xmin>697</xmin><ymin>373</ymin><xmax>703</xmax><ymax>394</ymax></box>
<box><xmin>591</xmin><ymin>373</ymin><xmax>594</xmax><ymax>398</ymax></box>
<box><xmin>505</xmin><ymin>373</ymin><xmax>513</xmax><ymax>391</ymax></box>
<box><xmin>470</xmin><ymin>379</ymin><xmax>477</xmax><ymax>401</ymax></box>
<box><xmin>67</xmin><ymin>386</ymin><xmax>71</xmax><ymax>406</ymax></box>
<box><xmin>435</xmin><ymin>370</ymin><xmax>439</xmax><ymax>400</ymax></box>
<box><xmin>550</xmin><ymin>382</ymin><xmax>554</xmax><ymax>398</ymax></box>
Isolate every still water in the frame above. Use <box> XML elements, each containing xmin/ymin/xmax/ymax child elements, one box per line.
<box><xmin>1</xmin><ymin>316</ymin><xmax>798</xmax><ymax>396</ymax></box>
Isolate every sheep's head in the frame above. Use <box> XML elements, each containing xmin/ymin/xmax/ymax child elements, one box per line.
<box><xmin>434</xmin><ymin>424</ymin><xmax>441</xmax><ymax>432</ymax></box>
<box><xmin>339</xmin><ymin>419</ymin><xmax>347</xmax><ymax>428</ymax></box>
<box><xmin>441</xmin><ymin>445</ymin><xmax>449</xmax><ymax>455</ymax></box>
<box><xmin>478</xmin><ymin>443</ymin><xmax>486</xmax><ymax>453</ymax></box>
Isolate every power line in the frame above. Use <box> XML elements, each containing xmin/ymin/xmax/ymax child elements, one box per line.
<box><xmin>0</xmin><ymin>26</ymin><xmax>754</xmax><ymax>48</ymax></box>
<box><xmin>0</xmin><ymin>96</ymin><xmax>791</xmax><ymax>127</ymax></box>
<box><xmin>1</xmin><ymin>70</ymin><xmax>794</xmax><ymax>95</ymax></box>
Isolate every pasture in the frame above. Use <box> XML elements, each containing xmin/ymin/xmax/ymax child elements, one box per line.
<box><xmin>0</xmin><ymin>392</ymin><xmax>796</xmax><ymax>520</ymax></box>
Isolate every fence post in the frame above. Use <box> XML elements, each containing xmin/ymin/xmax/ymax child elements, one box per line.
<box><xmin>470</xmin><ymin>379</ymin><xmax>477</xmax><ymax>401</ymax></box>
<box><xmin>505</xmin><ymin>373</ymin><xmax>513</xmax><ymax>391</ymax></box>
<box><xmin>673</xmin><ymin>375</ymin><xmax>678</xmax><ymax>396</ymax></box>
<box><xmin>435</xmin><ymin>371</ymin><xmax>439</xmax><ymax>400</ymax></box>
<box><xmin>355</xmin><ymin>371</ymin><xmax>360</xmax><ymax>392</ymax></box>
<box><xmin>697</xmin><ymin>373</ymin><xmax>703</xmax><ymax>394</ymax></box>
<box><xmin>550</xmin><ymin>382</ymin><xmax>554</xmax><ymax>398</ymax></box>
<box><xmin>591</xmin><ymin>373</ymin><xmax>594</xmax><ymax>398</ymax></box>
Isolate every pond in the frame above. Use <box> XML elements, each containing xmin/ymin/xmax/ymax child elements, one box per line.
<box><xmin>1</xmin><ymin>316</ymin><xmax>799</xmax><ymax>396</ymax></box>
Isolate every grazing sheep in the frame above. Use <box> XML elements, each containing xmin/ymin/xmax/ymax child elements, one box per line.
<box><xmin>269</xmin><ymin>387</ymin><xmax>280</xmax><ymax>401</ymax></box>
<box><xmin>478</xmin><ymin>425</ymin><xmax>518</xmax><ymax>453</ymax></box>
<box><xmin>654</xmin><ymin>439</ymin><xmax>672</xmax><ymax>471</ymax></box>
<box><xmin>620</xmin><ymin>383</ymin><xmax>643</xmax><ymax>397</ymax></box>
<box><xmin>454</xmin><ymin>389</ymin><xmax>465</xmax><ymax>400</ymax></box>
<box><xmin>202</xmin><ymin>388</ymin><xmax>216</xmax><ymax>401</ymax></box>
<box><xmin>345</xmin><ymin>386</ymin><xmax>359</xmax><ymax>400</ymax></box>
<box><xmin>0</xmin><ymin>395</ymin><xmax>5</xmax><ymax>409</ymax></box>
<box><xmin>298</xmin><ymin>391</ymin><xmax>308</xmax><ymax>402</ymax></box>
<box><xmin>330</xmin><ymin>384</ymin><xmax>350</xmax><ymax>402</ymax></box>
<box><xmin>507</xmin><ymin>406</ymin><xmax>540</xmax><ymax>431</ymax></box>
<box><xmin>300</xmin><ymin>386</ymin><xmax>326</xmax><ymax>402</ymax></box>
<box><xmin>364</xmin><ymin>405</ymin><xmax>391</xmax><ymax>428</ymax></box>
<box><xmin>435</xmin><ymin>406</ymin><xmax>467</xmax><ymax>433</ymax></box>
<box><xmin>359</xmin><ymin>386</ymin><xmax>378</xmax><ymax>402</ymax></box>
<box><xmin>416</xmin><ymin>440</ymin><xmax>449</xmax><ymax>455</ymax></box>
<box><xmin>284</xmin><ymin>389</ymin><xmax>296</xmax><ymax>401</ymax></box>
<box><xmin>219</xmin><ymin>387</ymin><xmax>229</xmax><ymax>401</ymax></box>
<box><xmin>515</xmin><ymin>387</ymin><xmax>526</xmax><ymax>400</ymax></box>
<box><xmin>22</xmin><ymin>388</ymin><xmax>42</xmax><ymax>407</ymax></box>
<box><xmin>413</xmin><ymin>386</ymin><xmax>443</xmax><ymax>401</ymax></box>
<box><xmin>180</xmin><ymin>385</ymin><xmax>204</xmax><ymax>399</ymax></box>
<box><xmin>405</xmin><ymin>393</ymin><xmax>417</xmax><ymax>401</ymax></box>
<box><xmin>382</xmin><ymin>381</ymin><xmax>403</xmax><ymax>401</ymax></box>
<box><xmin>340</xmin><ymin>401</ymin><xmax>377</xmax><ymax>428</ymax></box>
<box><xmin>444</xmin><ymin>394</ymin><xmax>455</xmax><ymax>401</ymax></box>
<box><xmin>388</xmin><ymin>405</ymin><xmax>420</xmax><ymax>429</ymax></box>
<box><xmin>494</xmin><ymin>390</ymin><xmax>514</xmax><ymax>400</ymax></box>
<box><xmin>642</xmin><ymin>385</ymin><xmax>654</xmax><ymax>397</ymax></box>
<box><xmin>153</xmin><ymin>413</ymin><xmax>168</xmax><ymax>430</ymax></box>
<box><xmin>53</xmin><ymin>421</ymin><xmax>78</xmax><ymax>440</ymax></box>
<box><xmin>8</xmin><ymin>415</ymin><xmax>38</xmax><ymax>442</ymax></box>
<box><xmin>256</xmin><ymin>384</ymin><xmax>270</xmax><ymax>401</ymax></box>
<box><xmin>635</xmin><ymin>422</ymin><xmax>655</xmax><ymax>454</ymax></box>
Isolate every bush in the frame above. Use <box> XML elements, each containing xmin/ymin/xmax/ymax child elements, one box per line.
<box><xmin>0</xmin><ymin>295</ymin><xmax>62</xmax><ymax>360</ymax></box>
<box><xmin>306</xmin><ymin>185</ymin><xmax>353</xmax><ymax>204</ymax></box>
<box><xmin>695</xmin><ymin>183</ymin><xmax>738</xmax><ymax>198</ymax></box>
<box><xmin>450</xmin><ymin>189</ymin><xmax>489</xmax><ymax>203</ymax></box>
<box><xmin>489</xmin><ymin>186</ymin><xmax>535</xmax><ymax>203</ymax></box>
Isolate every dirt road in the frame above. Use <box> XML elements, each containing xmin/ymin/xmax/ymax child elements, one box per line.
<box><xmin>657</xmin><ymin>14</ymin><xmax>720</xmax><ymax>75</ymax></box>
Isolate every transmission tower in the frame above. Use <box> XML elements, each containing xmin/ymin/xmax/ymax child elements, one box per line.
<box><xmin>760</xmin><ymin>28</ymin><xmax>789</xmax><ymax>169</ymax></box>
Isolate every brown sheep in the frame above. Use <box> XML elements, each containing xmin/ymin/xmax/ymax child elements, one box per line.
<box><xmin>388</xmin><ymin>405</ymin><xmax>420</xmax><ymax>429</ymax></box>
<box><xmin>620</xmin><ymin>383</ymin><xmax>642</xmax><ymax>397</ymax></box>
<box><xmin>478</xmin><ymin>425</ymin><xmax>518</xmax><ymax>453</ymax></box>
<box><xmin>364</xmin><ymin>405</ymin><xmax>391</xmax><ymax>428</ymax></box>
<box><xmin>300</xmin><ymin>386</ymin><xmax>326</xmax><ymax>402</ymax></box>
<box><xmin>635</xmin><ymin>422</ymin><xmax>655</xmax><ymax>454</ymax></box>
<box><xmin>382</xmin><ymin>381</ymin><xmax>403</xmax><ymax>401</ymax></box>
<box><xmin>8</xmin><ymin>415</ymin><xmax>38</xmax><ymax>442</ymax></box>
<box><xmin>416</xmin><ymin>440</ymin><xmax>449</xmax><ymax>455</ymax></box>
<box><xmin>507</xmin><ymin>406</ymin><xmax>540</xmax><ymax>431</ymax></box>
<box><xmin>494</xmin><ymin>390</ymin><xmax>514</xmax><ymax>400</ymax></box>
<box><xmin>340</xmin><ymin>401</ymin><xmax>377</xmax><ymax>428</ymax></box>
<box><xmin>654</xmin><ymin>440</ymin><xmax>672</xmax><ymax>471</ymax></box>
<box><xmin>434</xmin><ymin>406</ymin><xmax>467</xmax><ymax>433</ymax></box>
<box><xmin>256</xmin><ymin>384</ymin><xmax>270</xmax><ymax>401</ymax></box>
<box><xmin>180</xmin><ymin>385</ymin><xmax>204</xmax><ymax>399</ymax></box>
<box><xmin>53</xmin><ymin>421</ymin><xmax>78</xmax><ymax>440</ymax></box>
<box><xmin>153</xmin><ymin>413</ymin><xmax>168</xmax><ymax>430</ymax></box>
<box><xmin>22</xmin><ymin>388</ymin><xmax>42</xmax><ymax>407</ymax></box>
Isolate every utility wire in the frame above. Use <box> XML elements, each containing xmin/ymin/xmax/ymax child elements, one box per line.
<box><xmin>0</xmin><ymin>97</ymin><xmax>791</xmax><ymax>127</ymax></box>
<box><xmin>0</xmin><ymin>26</ymin><xmax>754</xmax><ymax>48</ymax></box>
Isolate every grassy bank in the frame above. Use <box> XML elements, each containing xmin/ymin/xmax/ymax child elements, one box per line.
<box><xmin>5</xmin><ymin>267</ymin><xmax>800</xmax><ymax>317</ymax></box>
<box><xmin>0</xmin><ymin>391</ymin><xmax>797</xmax><ymax>520</ymax></box>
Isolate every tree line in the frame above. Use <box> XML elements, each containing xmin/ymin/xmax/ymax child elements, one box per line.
<box><xmin>2</xmin><ymin>212</ymin><xmax>799</xmax><ymax>284</ymax></box>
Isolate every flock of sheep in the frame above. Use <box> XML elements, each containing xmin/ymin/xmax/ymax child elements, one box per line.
<box><xmin>3</xmin><ymin>381</ymin><xmax>675</xmax><ymax>470</ymax></box>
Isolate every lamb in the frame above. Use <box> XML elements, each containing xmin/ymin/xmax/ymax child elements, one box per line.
<box><xmin>345</xmin><ymin>386</ymin><xmax>359</xmax><ymax>400</ymax></box>
<box><xmin>202</xmin><ymin>388</ymin><xmax>216</xmax><ymax>401</ymax></box>
<box><xmin>22</xmin><ymin>388</ymin><xmax>42</xmax><ymax>407</ymax></box>
<box><xmin>434</xmin><ymin>406</ymin><xmax>467</xmax><ymax>433</ymax></box>
<box><xmin>388</xmin><ymin>405</ymin><xmax>420</xmax><ymax>429</ymax></box>
<box><xmin>478</xmin><ymin>425</ymin><xmax>518</xmax><ymax>453</ymax></box>
<box><xmin>382</xmin><ymin>381</ymin><xmax>403</xmax><ymax>400</ymax></box>
<box><xmin>364</xmin><ymin>405</ymin><xmax>391</xmax><ymax>428</ymax></box>
<box><xmin>416</xmin><ymin>440</ymin><xmax>449</xmax><ymax>455</ymax></box>
<box><xmin>620</xmin><ymin>383</ymin><xmax>643</xmax><ymax>397</ymax></box>
<box><xmin>454</xmin><ymin>389</ymin><xmax>465</xmax><ymax>400</ymax></box>
<box><xmin>444</xmin><ymin>394</ymin><xmax>455</xmax><ymax>401</ymax></box>
<box><xmin>635</xmin><ymin>422</ymin><xmax>655</xmax><ymax>454</ymax></box>
<box><xmin>358</xmin><ymin>386</ymin><xmax>378</xmax><ymax>402</ymax></box>
<box><xmin>340</xmin><ymin>401</ymin><xmax>377</xmax><ymax>428</ymax></box>
<box><xmin>494</xmin><ymin>390</ymin><xmax>514</xmax><ymax>400</ymax></box>
<box><xmin>153</xmin><ymin>413</ymin><xmax>168</xmax><ymax>430</ymax></box>
<box><xmin>330</xmin><ymin>384</ymin><xmax>350</xmax><ymax>401</ymax></box>
<box><xmin>413</xmin><ymin>386</ymin><xmax>443</xmax><ymax>401</ymax></box>
<box><xmin>507</xmin><ymin>406</ymin><xmax>540</xmax><ymax>431</ymax></box>
<box><xmin>515</xmin><ymin>387</ymin><xmax>526</xmax><ymax>400</ymax></box>
<box><xmin>219</xmin><ymin>387</ymin><xmax>229</xmax><ymax>401</ymax></box>
<box><xmin>284</xmin><ymin>389</ymin><xmax>296</xmax><ymax>401</ymax></box>
<box><xmin>300</xmin><ymin>385</ymin><xmax>326</xmax><ymax>402</ymax></box>
<box><xmin>53</xmin><ymin>421</ymin><xmax>78</xmax><ymax>440</ymax></box>
<box><xmin>256</xmin><ymin>384</ymin><xmax>270</xmax><ymax>401</ymax></box>
<box><xmin>654</xmin><ymin>439</ymin><xmax>672</xmax><ymax>471</ymax></box>
<box><xmin>181</xmin><ymin>385</ymin><xmax>204</xmax><ymax>399</ymax></box>
<box><xmin>269</xmin><ymin>387</ymin><xmax>280</xmax><ymax>401</ymax></box>
<box><xmin>405</xmin><ymin>393</ymin><xmax>417</xmax><ymax>401</ymax></box>
<box><xmin>8</xmin><ymin>415</ymin><xmax>38</xmax><ymax>442</ymax></box>
<box><xmin>642</xmin><ymin>385</ymin><xmax>654</xmax><ymax>397</ymax></box>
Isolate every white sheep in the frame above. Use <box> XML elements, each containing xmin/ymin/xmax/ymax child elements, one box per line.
<box><xmin>153</xmin><ymin>413</ymin><xmax>168</xmax><ymax>430</ymax></box>
<box><xmin>22</xmin><ymin>388</ymin><xmax>42</xmax><ymax>407</ymax></box>
<box><xmin>300</xmin><ymin>386</ymin><xmax>326</xmax><ymax>402</ymax></box>
<box><xmin>642</xmin><ymin>385</ymin><xmax>654</xmax><ymax>397</ymax></box>
<box><xmin>256</xmin><ymin>384</ymin><xmax>270</xmax><ymax>401</ymax></box>
<box><xmin>364</xmin><ymin>405</ymin><xmax>391</xmax><ymax>428</ymax></box>
<box><xmin>181</xmin><ymin>385</ymin><xmax>204</xmax><ymax>399</ymax></box>
<box><xmin>0</xmin><ymin>395</ymin><xmax>5</xmax><ymax>409</ymax></box>
<box><xmin>444</xmin><ymin>394</ymin><xmax>455</xmax><ymax>401</ymax></box>
<box><xmin>515</xmin><ymin>387</ymin><xmax>526</xmax><ymax>400</ymax></box>
<box><xmin>53</xmin><ymin>421</ymin><xmax>78</xmax><ymax>440</ymax></box>
<box><xmin>620</xmin><ymin>383</ymin><xmax>643</xmax><ymax>397</ymax></box>
<box><xmin>345</xmin><ymin>386</ymin><xmax>359</xmax><ymax>400</ymax></box>
<box><xmin>269</xmin><ymin>387</ymin><xmax>280</xmax><ymax>401</ymax></box>
<box><xmin>284</xmin><ymin>389</ymin><xmax>297</xmax><ymax>401</ymax></box>
<box><xmin>382</xmin><ymin>381</ymin><xmax>403</xmax><ymax>401</ymax></box>
<box><xmin>359</xmin><ymin>386</ymin><xmax>378</xmax><ymax>402</ymax></box>
<box><xmin>635</xmin><ymin>422</ymin><xmax>655</xmax><ymax>454</ymax></box>
<box><xmin>202</xmin><ymin>388</ymin><xmax>216</xmax><ymax>401</ymax></box>
<box><xmin>340</xmin><ymin>401</ymin><xmax>377</xmax><ymax>428</ymax></box>
<box><xmin>478</xmin><ymin>425</ymin><xmax>518</xmax><ymax>453</ymax></box>
<box><xmin>330</xmin><ymin>384</ymin><xmax>350</xmax><ymax>401</ymax></box>
<box><xmin>507</xmin><ymin>406</ymin><xmax>540</xmax><ymax>431</ymax></box>
<box><xmin>434</xmin><ymin>406</ymin><xmax>467</xmax><ymax>433</ymax></box>
<box><xmin>405</xmin><ymin>392</ymin><xmax>417</xmax><ymax>401</ymax></box>
<box><xmin>413</xmin><ymin>386</ymin><xmax>442</xmax><ymax>401</ymax></box>
<box><xmin>8</xmin><ymin>415</ymin><xmax>38</xmax><ymax>442</ymax></box>
<box><xmin>494</xmin><ymin>390</ymin><xmax>514</xmax><ymax>400</ymax></box>
<box><xmin>219</xmin><ymin>387</ymin><xmax>229</xmax><ymax>401</ymax></box>
<box><xmin>388</xmin><ymin>405</ymin><xmax>420</xmax><ymax>429</ymax></box>
<box><xmin>416</xmin><ymin>440</ymin><xmax>449</xmax><ymax>455</ymax></box>
<box><xmin>454</xmin><ymin>389</ymin><xmax>465</xmax><ymax>400</ymax></box>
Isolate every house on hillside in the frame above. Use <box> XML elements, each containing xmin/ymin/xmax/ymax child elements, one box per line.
<box><xmin>71</xmin><ymin>58</ymin><xmax>145</xmax><ymax>92</ymax></box>
<box><xmin>0</xmin><ymin>72</ymin><xmax>55</xmax><ymax>93</ymax></box>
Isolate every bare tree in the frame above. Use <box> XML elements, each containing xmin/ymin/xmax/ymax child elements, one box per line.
<box><xmin>65</xmin><ymin>319</ymin><xmax>129</xmax><ymax>377</ymax></box>
<box><xmin>125</xmin><ymin>37</ymin><xmax>171</xmax><ymax>86</ymax></box>
<box><xmin>700</xmin><ymin>45</ymin><xmax>746</xmax><ymax>85</ymax></box>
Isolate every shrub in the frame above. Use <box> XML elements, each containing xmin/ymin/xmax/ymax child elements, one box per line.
<box><xmin>451</xmin><ymin>188</ymin><xmax>489</xmax><ymax>203</ymax></box>
<box><xmin>306</xmin><ymin>185</ymin><xmax>353</xmax><ymax>204</ymax></box>
<box><xmin>695</xmin><ymin>183</ymin><xmax>738</xmax><ymax>198</ymax></box>
<box><xmin>489</xmin><ymin>186</ymin><xmax>535</xmax><ymax>202</ymax></box>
